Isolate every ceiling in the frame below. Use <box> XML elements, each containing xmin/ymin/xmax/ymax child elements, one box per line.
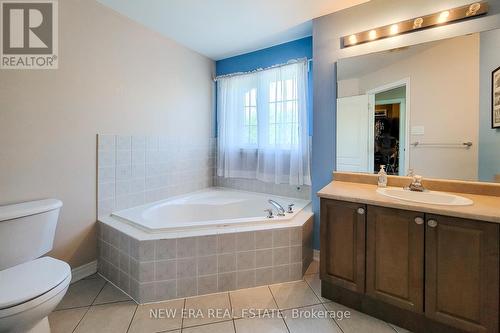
<box><xmin>97</xmin><ymin>0</ymin><xmax>369</xmax><ymax>60</ymax></box>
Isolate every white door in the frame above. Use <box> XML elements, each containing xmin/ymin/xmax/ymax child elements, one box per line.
<box><xmin>336</xmin><ymin>95</ymin><xmax>371</xmax><ymax>172</ymax></box>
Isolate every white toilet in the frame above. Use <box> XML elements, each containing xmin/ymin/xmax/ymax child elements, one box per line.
<box><xmin>0</xmin><ymin>199</ymin><xmax>71</xmax><ymax>333</ymax></box>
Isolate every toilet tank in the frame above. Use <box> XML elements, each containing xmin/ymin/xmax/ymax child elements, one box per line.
<box><xmin>0</xmin><ymin>199</ymin><xmax>63</xmax><ymax>270</ymax></box>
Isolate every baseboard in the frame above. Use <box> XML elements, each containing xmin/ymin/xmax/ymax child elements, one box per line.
<box><xmin>313</xmin><ymin>249</ymin><xmax>320</xmax><ymax>261</ymax></box>
<box><xmin>71</xmin><ymin>260</ymin><xmax>97</xmax><ymax>284</ymax></box>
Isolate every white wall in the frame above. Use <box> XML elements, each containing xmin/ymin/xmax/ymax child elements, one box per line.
<box><xmin>479</xmin><ymin>28</ymin><xmax>500</xmax><ymax>182</ymax></box>
<box><xmin>338</xmin><ymin>34</ymin><xmax>480</xmax><ymax>180</ymax></box>
<box><xmin>0</xmin><ymin>0</ymin><xmax>215</xmax><ymax>268</ymax></box>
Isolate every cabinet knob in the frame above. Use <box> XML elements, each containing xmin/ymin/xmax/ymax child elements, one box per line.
<box><xmin>414</xmin><ymin>217</ymin><xmax>424</xmax><ymax>225</ymax></box>
<box><xmin>427</xmin><ymin>219</ymin><xmax>438</xmax><ymax>228</ymax></box>
<box><xmin>357</xmin><ymin>207</ymin><xmax>365</xmax><ymax>215</ymax></box>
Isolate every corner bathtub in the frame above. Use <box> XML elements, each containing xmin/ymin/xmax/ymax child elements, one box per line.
<box><xmin>98</xmin><ymin>187</ymin><xmax>314</xmax><ymax>304</ymax></box>
<box><xmin>111</xmin><ymin>188</ymin><xmax>310</xmax><ymax>233</ymax></box>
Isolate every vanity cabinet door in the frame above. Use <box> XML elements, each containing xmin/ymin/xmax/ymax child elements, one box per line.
<box><xmin>425</xmin><ymin>214</ymin><xmax>499</xmax><ymax>333</ymax></box>
<box><xmin>366</xmin><ymin>206</ymin><xmax>424</xmax><ymax>313</ymax></box>
<box><xmin>320</xmin><ymin>199</ymin><xmax>366</xmax><ymax>293</ymax></box>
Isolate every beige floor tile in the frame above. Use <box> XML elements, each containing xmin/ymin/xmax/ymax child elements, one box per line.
<box><xmin>283</xmin><ymin>304</ymin><xmax>342</xmax><ymax>333</ymax></box>
<box><xmin>73</xmin><ymin>301</ymin><xmax>137</xmax><ymax>333</ymax></box>
<box><xmin>56</xmin><ymin>278</ymin><xmax>106</xmax><ymax>310</ymax></box>
<box><xmin>304</xmin><ymin>274</ymin><xmax>330</xmax><ymax>303</ymax></box>
<box><xmin>48</xmin><ymin>307</ymin><xmax>88</xmax><ymax>333</ymax></box>
<box><xmin>305</xmin><ymin>260</ymin><xmax>319</xmax><ymax>275</ymax></box>
<box><xmin>93</xmin><ymin>283</ymin><xmax>131</xmax><ymax>305</ymax></box>
<box><xmin>229</xmin><ymin>286</ymin><xmax>278</xmax><ymax>318</ymax></box>
<box><xmin>234</xmin><ymin>316</ymin><xmax>287</xmax><ymax>333</ymax></box>
<box><xmin>324</xmin><ymin>302</ymin><xmax>396</xmax><ymax>333</ymax></box>
<box><xmin>182</xmin><ymin>320</ymin><xmax>235</xmax><ymax>333</ymax></box>
<box><xmin>389</xmin><ymin>323</ymin><xmax>412</xmax><ymax>333</ymax></box>
<box><xmin>128</xmin><ymin>298</ymin><xmax>184</xmax><ymax>333</ymax></box>
<box><xmin>183</xmin><ymin>292</ymin><xmax>232</xmax><ymax>328</ymax></box>
<box><xmin>269</xmin><ymin>281</ymin><xmax>320</xmax><ymax>310</ymax></box>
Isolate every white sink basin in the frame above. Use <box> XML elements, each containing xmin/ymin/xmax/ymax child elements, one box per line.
<box><xmin>376</xmin><ymin>187</ymin><xmax>473</xmax><ymax>206</ymax></box>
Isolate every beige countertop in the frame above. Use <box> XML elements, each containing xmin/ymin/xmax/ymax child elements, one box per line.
<box><xmin>317</xmin><ymin>181</ymin><xmax>500</xmax><ymax>223</ymax></box>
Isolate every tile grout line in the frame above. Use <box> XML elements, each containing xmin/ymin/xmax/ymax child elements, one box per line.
<box><xmin>91</xmin><ymin>281</ymin><xmax>109</xmax><ymax>306</ymax></box>
<box><xmin>387</xmin><ymin>323</ymin><xmax>401</xmax><ymax>333</ymax></box>
<box><xmin>321</xmin><ymin>302</ymin><xmax>345</xmax><ymax>333</ymax></box>
<box><xmin>57</xmin><ymin>299</ymin><xmax>133</xmax><ymax>312</ymax></box>
<box><xmin>180</xmin><ymin>298</ymin><xmax>187</xmax><ymax>330</ymax></box>
<box><xmin>303</xmin><ymin>275</ymin><xmax>324</xmax><ymax>302</ymax></box>
<box><xmin>182</xmin><ymin>318</ymin><xmax>234</xmax><ymax>331</ymax></box>
<box><xmin>125</xmin><ymin>303</ymin><xmax>139</xmax><ymax>333</ymax></box>
<box><xmin>70</xmin><ymin>279</ymin><xmax>110</xmax><ymax>332</ymax></box>
<box><xmin>71</xmin><ymin>306</ymin><xmax>92</xmax><ymax>333</ymax></box>
<box><xmin>267</xmin><ymin>285</ymin><xmax>290</xmax><ymax>333</ymax></box>
<box><xmin>227</xmin><ymin>291</ymin><xmax>238</xmax><ymax>333</ymax></box>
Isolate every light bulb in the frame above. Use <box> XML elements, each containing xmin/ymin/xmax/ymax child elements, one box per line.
<box><xmin>369</xmin><ymin>30</ymin><xmax>377</xmax><ymax>40</ymax></box>
<box><xmin>390</xmin><ymin>24</ymin><xmax>399</xmax><ymax>35</ymax></box>
<box><xmin>349</xmin><ymin>35</ymin><xmax>357</xmax><ymax>45</ymax></box>
<box><xmin>438</xmin><ymin>10</ymin><xmax>450</xmax><ymax>23</ymax></box>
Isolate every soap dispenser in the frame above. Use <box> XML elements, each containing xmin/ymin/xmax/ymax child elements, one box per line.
<box><xmin>378</xmin><ymin>165</ymin><xmax>387</xmax><ymax>188</ymax></box>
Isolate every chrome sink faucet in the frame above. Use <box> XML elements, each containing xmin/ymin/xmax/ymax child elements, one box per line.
<box><xmin>406</xmin><ymin>175</ymin><xmax>426</xmax><ymax>192</ymax></box>
<box><xmin>268</xmin><ymin>199</ymin><xmax>286</xmax><ymax>216</ymax></box>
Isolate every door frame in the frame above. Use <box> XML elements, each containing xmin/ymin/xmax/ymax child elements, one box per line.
<box><xmin>367</xmin><ymin>78</ymin><xmax>411</xmax><ymax>176</ymax></box>
<box><xmin>376</xmin><ymin>98</ymin><xmax>406</xmax><ymax>176</ymax></box>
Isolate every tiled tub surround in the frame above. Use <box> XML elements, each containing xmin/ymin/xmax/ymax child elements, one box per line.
<box><xmin>97</xmin><ymin>134</ymin><xmax>216</xmax><ymax>216</ymax></box>
<box><xmin>97</xmin><ymin>214</ymin><xmax>313</xmax><ymax>304</ymax></box>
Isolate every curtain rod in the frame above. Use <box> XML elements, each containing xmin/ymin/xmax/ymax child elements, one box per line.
<box><xmin>213</xmin><ymin>57</ymin><xmax>312</xmax><ymax>82</ymax></box>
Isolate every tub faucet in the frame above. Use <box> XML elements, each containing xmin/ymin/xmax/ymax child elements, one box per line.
<box><xmin>268</xmin><ymin>199</ymin><xmax>286</xmax><ymax>216</ymax></box>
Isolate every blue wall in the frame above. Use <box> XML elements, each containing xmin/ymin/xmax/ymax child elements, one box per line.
<box><xmin>215</xmin><ymin>37</ymin><xmax>318</xmax><ymax>249</ymax></box>
<box><xmin>216</xmin><ymin>37</ymin><xmax>313</xmax><ymax>75</ymax></box>
<box><xmin>216</xmin><ymin>36</ymin><xmax>313</xmax><ymax>136</ymax></box>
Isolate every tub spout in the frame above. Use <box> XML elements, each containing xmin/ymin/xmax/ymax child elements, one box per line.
<box><xmin>268</xmin><ymin>199</ymin><xmax>285</xmax><ymax>216</ymax></box>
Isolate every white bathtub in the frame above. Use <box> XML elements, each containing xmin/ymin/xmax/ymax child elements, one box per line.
<box><xmin>111</xmin><ymin>188</ymin><xmax>310</xmax><ymax>233</ymax></box>
<box><xmin>111</xmin><ymin>188</ymin><xmax>309</xmax><ymax>233</ymax></box>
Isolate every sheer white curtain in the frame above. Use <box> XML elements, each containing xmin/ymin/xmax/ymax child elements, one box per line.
<box><xmin>217</xmin><ymin>61</ymin><xmax>311</xmax><ymax>185</ymax></box>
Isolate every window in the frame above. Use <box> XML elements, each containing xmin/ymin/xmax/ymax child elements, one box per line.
<box><xmin>243</xmin><ymin>88</ymin><xmax>257</xmax><ymax>145</ymax></box>
<box><xmin>217</xmin><ymin>61</ymin><xmax>310</xmax><ymax>185</ymax></box>
<box><xmin>269</xmin><ymin>79</ymin><xmax>298</xmax><ymax>146</ymax></box>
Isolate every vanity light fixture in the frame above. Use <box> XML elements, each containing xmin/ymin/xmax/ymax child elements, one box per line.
<box><xmin>342</xmin><ymin>1</ymin><xmax>488</xmax><ymax>48</ymax></box>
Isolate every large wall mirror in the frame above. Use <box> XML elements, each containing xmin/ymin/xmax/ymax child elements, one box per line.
<box><xmin>336</xmin><ymin>28</ymin><xmax>500</xmax><ymax>183</ymax></box>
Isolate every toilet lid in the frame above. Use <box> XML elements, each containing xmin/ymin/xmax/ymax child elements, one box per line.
<box><xmin>0</xmin><ymin>257</ymin><xmax>71</xmax><ymax>309</ymax></box>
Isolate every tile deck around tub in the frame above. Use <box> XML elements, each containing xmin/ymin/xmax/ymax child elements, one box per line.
<box><xmin>49</xmin><ymin>262</ymin><xmax>411</xmax><ymax>333</ymax></box>
<box><xmin>97</xmin><ymin>214</ymin><xmax>314</xmax><ymax>304</ymax></box>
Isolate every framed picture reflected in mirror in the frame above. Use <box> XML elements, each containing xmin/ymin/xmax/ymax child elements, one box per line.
<box><xmin>493</xmin><ymin>66</ymin><xmax>500</xmax><ymax>128</ymax></box>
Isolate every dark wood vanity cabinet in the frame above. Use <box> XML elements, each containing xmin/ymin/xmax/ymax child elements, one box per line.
<box><xmin>425</xmin><ymin>214</ymin><xmax>499</xmax><ymax>333</ymax></box>
<box><xmin>366</xmin><ymin>206</ymin><xmax>424</xmax><ymax>313</ymax></box>
<box><xmin>320</xmin><ymin>199</ymin><xmax>366</xmax><ymax>293</ymax></box>
<box><xmin>320</xmin><ymin>199</ymin><xmax>500</xmax><ymax>333</ymax></box>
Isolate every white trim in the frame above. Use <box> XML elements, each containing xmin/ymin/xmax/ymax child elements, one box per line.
<box><xmin>367</xmin><ymin>78</ymin><xmax>411</xmax><ymax>176</ymax></box>
<box><xmin>70</xmin><ymin>260</ymin><xmax>97</xmax><ymax>284</ymax></box>
<box><xmin>313</xmin><ymin>249</ymin><xmax>320</xmax><ymax>262</ymax></box>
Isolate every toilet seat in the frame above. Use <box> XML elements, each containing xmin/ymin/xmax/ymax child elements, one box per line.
<box><xmin>0</xmin><ymin>257</ymin><xmax>71</xmax><ymax>311</ymax></box>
